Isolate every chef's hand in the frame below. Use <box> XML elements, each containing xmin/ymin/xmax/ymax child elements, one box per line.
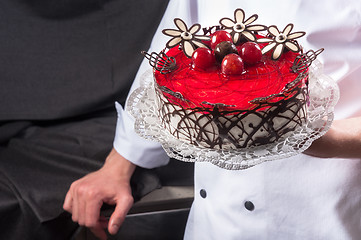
<box><xmin>304</xmin><ymin>117</ymin><xmax>361</xmax><ymax>159</ymax></box>
<box><xmin>63</xmin><ymin>148</ymin><xmax>136</xmax><ymax>240</ymax></box>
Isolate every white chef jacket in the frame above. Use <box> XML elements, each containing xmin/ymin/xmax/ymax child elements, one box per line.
<box><xmin>114</xmin><ymin>0</ymin><xmax>361</xmax><ymax>239</ymax></box>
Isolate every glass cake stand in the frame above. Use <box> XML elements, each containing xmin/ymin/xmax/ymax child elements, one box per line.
<box><xmin>127</xmin><ymin>60</ymin><xmax>339</xmax><ymax>170</ymax></box>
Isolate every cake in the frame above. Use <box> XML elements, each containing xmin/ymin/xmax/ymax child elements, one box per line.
<box><xmin>142</xmin><ymin>8</ymin><xmax>322</xmax><ymax>150</ymax></box>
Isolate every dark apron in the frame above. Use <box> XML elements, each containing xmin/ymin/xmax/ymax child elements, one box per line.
<box><xmin>0</xmin><ymin>0</ymin><xmax>169</xmax><ymax>239</ymax></box>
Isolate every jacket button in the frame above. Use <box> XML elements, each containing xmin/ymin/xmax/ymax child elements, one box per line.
<box><xmin>200</xmin><ymin>189</ymin><xmax>207</xmax><ymax>198</ymax></box>
<box><xmin>244</xmin><ymin>201</ymin><xmax>255</xmax><ymax>211</ymax></box>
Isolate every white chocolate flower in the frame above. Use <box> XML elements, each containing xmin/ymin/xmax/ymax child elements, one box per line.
<box><xmin>258</xmin><ymin>24</ymin><xmax>305</xmax><ymax>60</ymax></box>
<box><xmin>162</xmin><ymin>18</ymin><xmax>210</xmax><ymax>58</ymax></box>
<box><xmin>219</xmin><ymin>8</ymin><xmax>267</xmax><ymax>44</ymax></box>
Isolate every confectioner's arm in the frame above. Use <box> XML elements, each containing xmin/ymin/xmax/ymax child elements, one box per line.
<box><xmin>304</xmin><ymin>117</ymin><xmax>361</xmax><ymax>159</ymax></box>
<box><xmin>113</xmin><ymin>101</ymin><xmax>169</xmax><ymax>168</ymax></box>
<box><xmin>64</xmin><ymin>2</ymin><xmax>196</xmax><ymax>239</ymax></box>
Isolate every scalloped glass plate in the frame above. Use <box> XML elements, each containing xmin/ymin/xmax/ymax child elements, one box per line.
<box><xmin>127</xmin><ymin>60</ymin><xmax>339</xmax><ymax>170</ymax></box>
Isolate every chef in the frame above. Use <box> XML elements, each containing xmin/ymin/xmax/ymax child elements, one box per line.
<box><xmin>64</xmin><ymin>0</ymin><xmax>361</xmax><ymax>239</ymax></box>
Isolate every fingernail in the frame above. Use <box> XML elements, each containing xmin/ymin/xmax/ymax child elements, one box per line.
<box><xmin>110</xmin><ymin>224</ymin><xmax>119</xmax><ymax>234</ymax></box>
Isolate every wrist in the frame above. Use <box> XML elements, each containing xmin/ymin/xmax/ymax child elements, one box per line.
<box><xmin>305</xmin><ymin>117</ymin><xmax>361</xmax><ymax>158</ymax></box>
<box><xmin>331</xmin><ymin>118</ymin><xmax>361</xmax><ymax>158</ymax></box>
<box><xmin>102</xmin><ymin>148</ymin><xmax>137</xmax><ymax>181</ymax></box>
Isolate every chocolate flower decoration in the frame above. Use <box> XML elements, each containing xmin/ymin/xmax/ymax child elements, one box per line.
<box><xmin>162</xmin><ymin>18</ymin><xmax>210</xmax><ymax>58</ymax></box>
<box><xmin>257</xmin><ymin>24</ymin><xmax>305</xmax><ymax>60</ymax></box>
<box><xmin>219</xmin><ymin>8</ymin><xmax>267</xmax><ymax>44</ymax></box>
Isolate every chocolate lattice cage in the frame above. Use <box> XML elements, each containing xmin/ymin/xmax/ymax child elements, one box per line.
<box><xmin>155</xmin><ymin>74</ymin><xmax>308</xmax><ymax>150</ymax></box>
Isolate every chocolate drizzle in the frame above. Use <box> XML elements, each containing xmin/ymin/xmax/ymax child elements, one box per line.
<box><xmin>155</xmin><ymin>76</ymin><xmax>308</xmax><ymax>150</ymax></box>
<box><xmin>158</xmin><ymin>85</ymin><xmax>187</xmax><ymax>101</ymax></box>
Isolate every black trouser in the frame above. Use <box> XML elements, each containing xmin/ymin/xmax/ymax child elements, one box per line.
<box><xmin>0</xmin><ymin>108</ymin><xmax>117</xmax><ymax>239</ymax></box>
<box><xmin>0</xmin><ymin>107</ymin><xmax>166</xmax><ymax>240</ymax></box>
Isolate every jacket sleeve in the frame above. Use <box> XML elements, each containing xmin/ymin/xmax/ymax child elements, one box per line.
<box><xmin>113</xmin><ymin>101</ymin><xmax>169</xmax><ymax>168</ymax></box>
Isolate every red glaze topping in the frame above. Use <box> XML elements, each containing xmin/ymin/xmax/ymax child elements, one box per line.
<box><xmin>154</xmin><ymin>45</ymin><xmax>301</xmax><ymax>111</ymax></box>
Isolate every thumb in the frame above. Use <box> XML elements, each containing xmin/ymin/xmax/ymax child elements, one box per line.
<box><xmin>108</xmin><ymin>198</ymin><xmax>133</xmax><ymax>235</ymax></box>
